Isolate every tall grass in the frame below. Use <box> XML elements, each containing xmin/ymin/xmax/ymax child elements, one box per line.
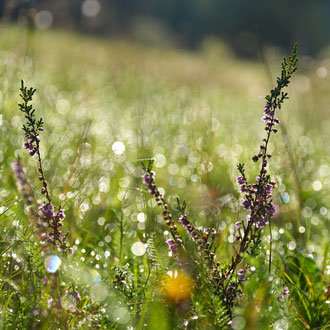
<box><xmin>0</xmin><ymin>25</ymin><xmax>329</xmax><ymax>329</ymax></box>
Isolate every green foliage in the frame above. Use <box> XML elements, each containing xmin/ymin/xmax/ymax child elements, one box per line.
<box><xmin>284</xmin><ymin>253</ymin><xmax>329</xmax><ymax>328</ymax></box>
<box><xmin>176</xmin><ymin>198</ymin><xmax>187</xmax><ymax>215</ymax></box>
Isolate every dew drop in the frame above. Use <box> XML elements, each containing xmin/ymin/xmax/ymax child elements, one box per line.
<box><xmin>287</xmin><ymin>241</ymin><xmax>296</xmax><ymax>250</ymax></box>
<box><xmin>299</xmin><ymin>226</ymin><xmax>305</xmax><ymax>233</ymax></box>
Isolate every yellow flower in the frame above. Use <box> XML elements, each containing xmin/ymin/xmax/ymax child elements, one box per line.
<box><xmin>162</xmin><ymin>270</ymin><xmax>193</xmax><ymax>304</ymax></box>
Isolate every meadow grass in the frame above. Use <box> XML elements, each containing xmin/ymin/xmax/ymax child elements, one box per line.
<box><xmin>0</xmin><ymin>24</ymin><xmax>329</xmax><ymax>329</ymax></box>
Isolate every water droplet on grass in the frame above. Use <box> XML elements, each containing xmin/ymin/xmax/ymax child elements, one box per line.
<box><xmin>287</xmin><ymin>241</ymin><xmax>296</xmax><ymax>250</ymax></box>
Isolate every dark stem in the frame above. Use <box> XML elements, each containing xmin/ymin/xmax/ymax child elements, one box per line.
<box><xmin>35</xmin><ymin>136</ymin><xmax>52</xmax><ymax>202</ymax></box>
<box><xmin>269</xmin><ymin>219</ymin><xmax>272</xmax><ymax>273</ymax></box>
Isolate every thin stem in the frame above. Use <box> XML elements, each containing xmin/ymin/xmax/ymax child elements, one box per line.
<box><xmin>35</xmin><ymin>136</ymin><xmax>51</xmax><ymax>202</ymax></box>
<box><xmin>269</xmin><ymin>219</ymin><xmax>272</xmax><ymax>273</ymax></box>
<box><xmin>226</xmin><ymin>104</ymin><xmax>276</xmax><ymax>278</ymax></box>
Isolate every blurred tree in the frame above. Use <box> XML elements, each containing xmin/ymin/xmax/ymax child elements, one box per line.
<box><xmin>1</xmin><ymin>0</ymin><xmax>329</xmax><ymax>57</ymax></box>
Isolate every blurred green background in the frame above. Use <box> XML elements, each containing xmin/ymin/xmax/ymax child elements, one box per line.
<box><xmin>1</xmin><ymin>0</ymin><xmax>330</xmax><ymax>56</ymax></box>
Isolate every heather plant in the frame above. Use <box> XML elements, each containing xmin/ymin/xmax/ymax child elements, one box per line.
<box><xmin>18</xmin><ymin>80</ymin><xmax>68</xmax><ymax>252</ymax></box>
<box><xmin>142</xmin><ymin>44</ymin><xmax>298</xmax><ymax>324</ymax></box>
<box><xmin>0</xmin><ymin>28</ymin><xmax>329</xmax><ymax>329</ymax></box>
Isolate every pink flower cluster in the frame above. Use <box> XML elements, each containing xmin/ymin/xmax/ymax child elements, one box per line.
<box><xmin>237</xmin><ymin>174</ymin><xmax>276</xmax><ymax>228</ymax></box>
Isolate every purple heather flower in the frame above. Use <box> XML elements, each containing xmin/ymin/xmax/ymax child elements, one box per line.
<box><xmin>204</xmin><ymin>228</ymin><xmax>210</xmax><ymax>234</ymax></box>
<box><xmin>235</xmin><ymin>221</ymin><xmax>241</xmax><ymax>228</ymax></box>
<box><xmin>73</xmin><ymin>290</ymin><xmax>81</xmax><ymax>301</ymax></box>
<box><xmin>11</xmin><ymin>161</ymin><xmax>27</xmax><ymax>192</ymax></box>
<box><xmin>236</xmin><ymin>176</ymin><xmax>246</xmax><ymax>185</ymax></box>
<box><xmin>58</xmin><ymin>209</ymin><xmax>66</xmax><ymax>220</ymax></box>
<box><xmin>265</xmin><ymin>184</ymin><xmax>273</xmax><ymax>193</ymax></box>
<box><xmin>142</xmin><ymin>172</ymin><xmax>157</xmax><ymax>195</ymax></box>
<box><xmin>255</xmin><ymin>216</ymin><xmax>268</xmax><ymax>228</ymax></box>
<box><xmin>211</xmin><ymin>228</ymin><xmax>216</xmax><ymax>235</ymax></box>
<box><xmin>262</xmin><ymin>115</ymin><xmax>270</xmax><ymax>123</ymax></box>
<box><xmin>280</xmin><ymin>286</ymin><xmax>290</xmax><ymax>300</ymax></box>
<box><xmin>264</xmin><ymin>107</ymin><xmax>275</xmax><ymax>117</ymax></box>
<box><xmin>142</xmin><ymin>174</ymin><xmax>149</xmax><ymax>184</ymax></box>
<box><xmin>179</xmin><ymin>215</ymin><xmax>189</xmax><ymax>227</ymax></box>
<box><xmin>242</xmin><ymin>200</ymin><xmax>251</xmax><ymax>209</ymax></box>
<box><xmin>266</xmin><ymin>203</ymin><xmax>277</xmax><ymax>217</ymax></box>
<box><xmin>24</xmin><ymin>140</ymin><xmax>36</xmax><ymax>156</ymax></box>
<box><xmin>47</xmin><ymin>297</ymin><xmax>53</xmax><ymax>308</ymax></box>
<box><xmin>32</xmin><ymin>308</ymin><xmax>40</xmax><ymax>316</ymax></box>
<box><xmin>227</xmin><ymin>282</ymin><xmax>237</xmax><ymax>294</ymax></box>
<box><xmin>39</xmin><ymin>203</ymin><xmax>55</xmax><ymax>219</ymax></box>
<box><xmin>166</xmin><ymin>239</ymin><xmax>178</xmax><ymax>255</ymax></box>
<box><xmin>237</xmin><ymin>269</ymin><xmax>245</xmax><ymax>281</ymax></box>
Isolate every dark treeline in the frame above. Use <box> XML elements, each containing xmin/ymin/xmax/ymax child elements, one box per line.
<box><xmin>1</xmin><ymin>0</ymin><xmax>330</xmax><ymax>57</ymax></box>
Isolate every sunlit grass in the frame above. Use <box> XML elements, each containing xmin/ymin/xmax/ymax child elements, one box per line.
<box><xmin>0</xmin><ymin>24</ymin><xmax>329</xmax><ymax>328</ymax></box>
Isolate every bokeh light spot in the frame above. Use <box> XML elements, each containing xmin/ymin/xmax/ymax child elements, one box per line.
<box><xmin>131</xmin><ymin>242</ymin><xmax>146</xmax><ymax>256</ymax></box>
<box><xmin>109</xmin><ymin>307</ymin><xmax>130</xmax><ymax>324</ymax></box>
<box><xmin>287</xmin><ymin>241</ymin><xmax>296</xmax><ymax>250</ymax></box>
<box><xmin>112</xmin><ymin>141</ymin><xmax>125</xmax><ymax>155</ymax></box>
<box><xmin>44</xmin><ymin>255</ymin><xmax>61</xmax><ymax>273</ymax></box>
<box><xmin>162</xmin><ymin>270</ymin><xmax>193</xmax><ymax>303</ymax></box>
<box><xmin>98</xmin><ymin>217</ymin><xmax>105</xmax><ymax>226</ymax></box>
<box><xmin>35</xmin><ymin>10</ymin><xmax>54</xmax><ymax>29</ymax></box>
<box><xmin>312</xmin><ymin>180</ymin><xmax>322</xmax><ymax>191</ymax></box>
<box><xmin>232</xmin><ymin>316</ymin><xmax>246</xmax><ymax>330</ymax></box>
<box><xmin>90</xmin><ymin>284</ymin><xmax>108</xmax><ymax>302</ymax></box>
<box><xmin>56</xmin><ymin>99</ymin><xmax>70</xmax><ymax>114</ymax></box>
<box><xmin>316</xmin><ymin>67</ymin><xmax>327</xmax><ymax>79</ymax></box>
<box><xmin>90</xmin><ymin>269</ymin><xmax>101</xmax><ymax>284</ymax></box>
<box><xmin>81</xmin><ymin>0</ymin><xmax>101</xmax><ymax>17</ymax></box>
<box><xmin>137</xmin><ymin>212</ymin><xmax>146</xmax><ymax>222</ymax></box>
<box><xmin>154</xmin><ymin>154</ymin><xmax>166</xmax><ymax>168</ymax></box>
<box><xmin>60</xmin><ymin>294</ymin><xmax>76</xmax><ymax>311</ymax></box>
<box><xmin>281</xmin><ymin>192</ymin><xmax>290</xmax><ymax>203</ymax></box>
